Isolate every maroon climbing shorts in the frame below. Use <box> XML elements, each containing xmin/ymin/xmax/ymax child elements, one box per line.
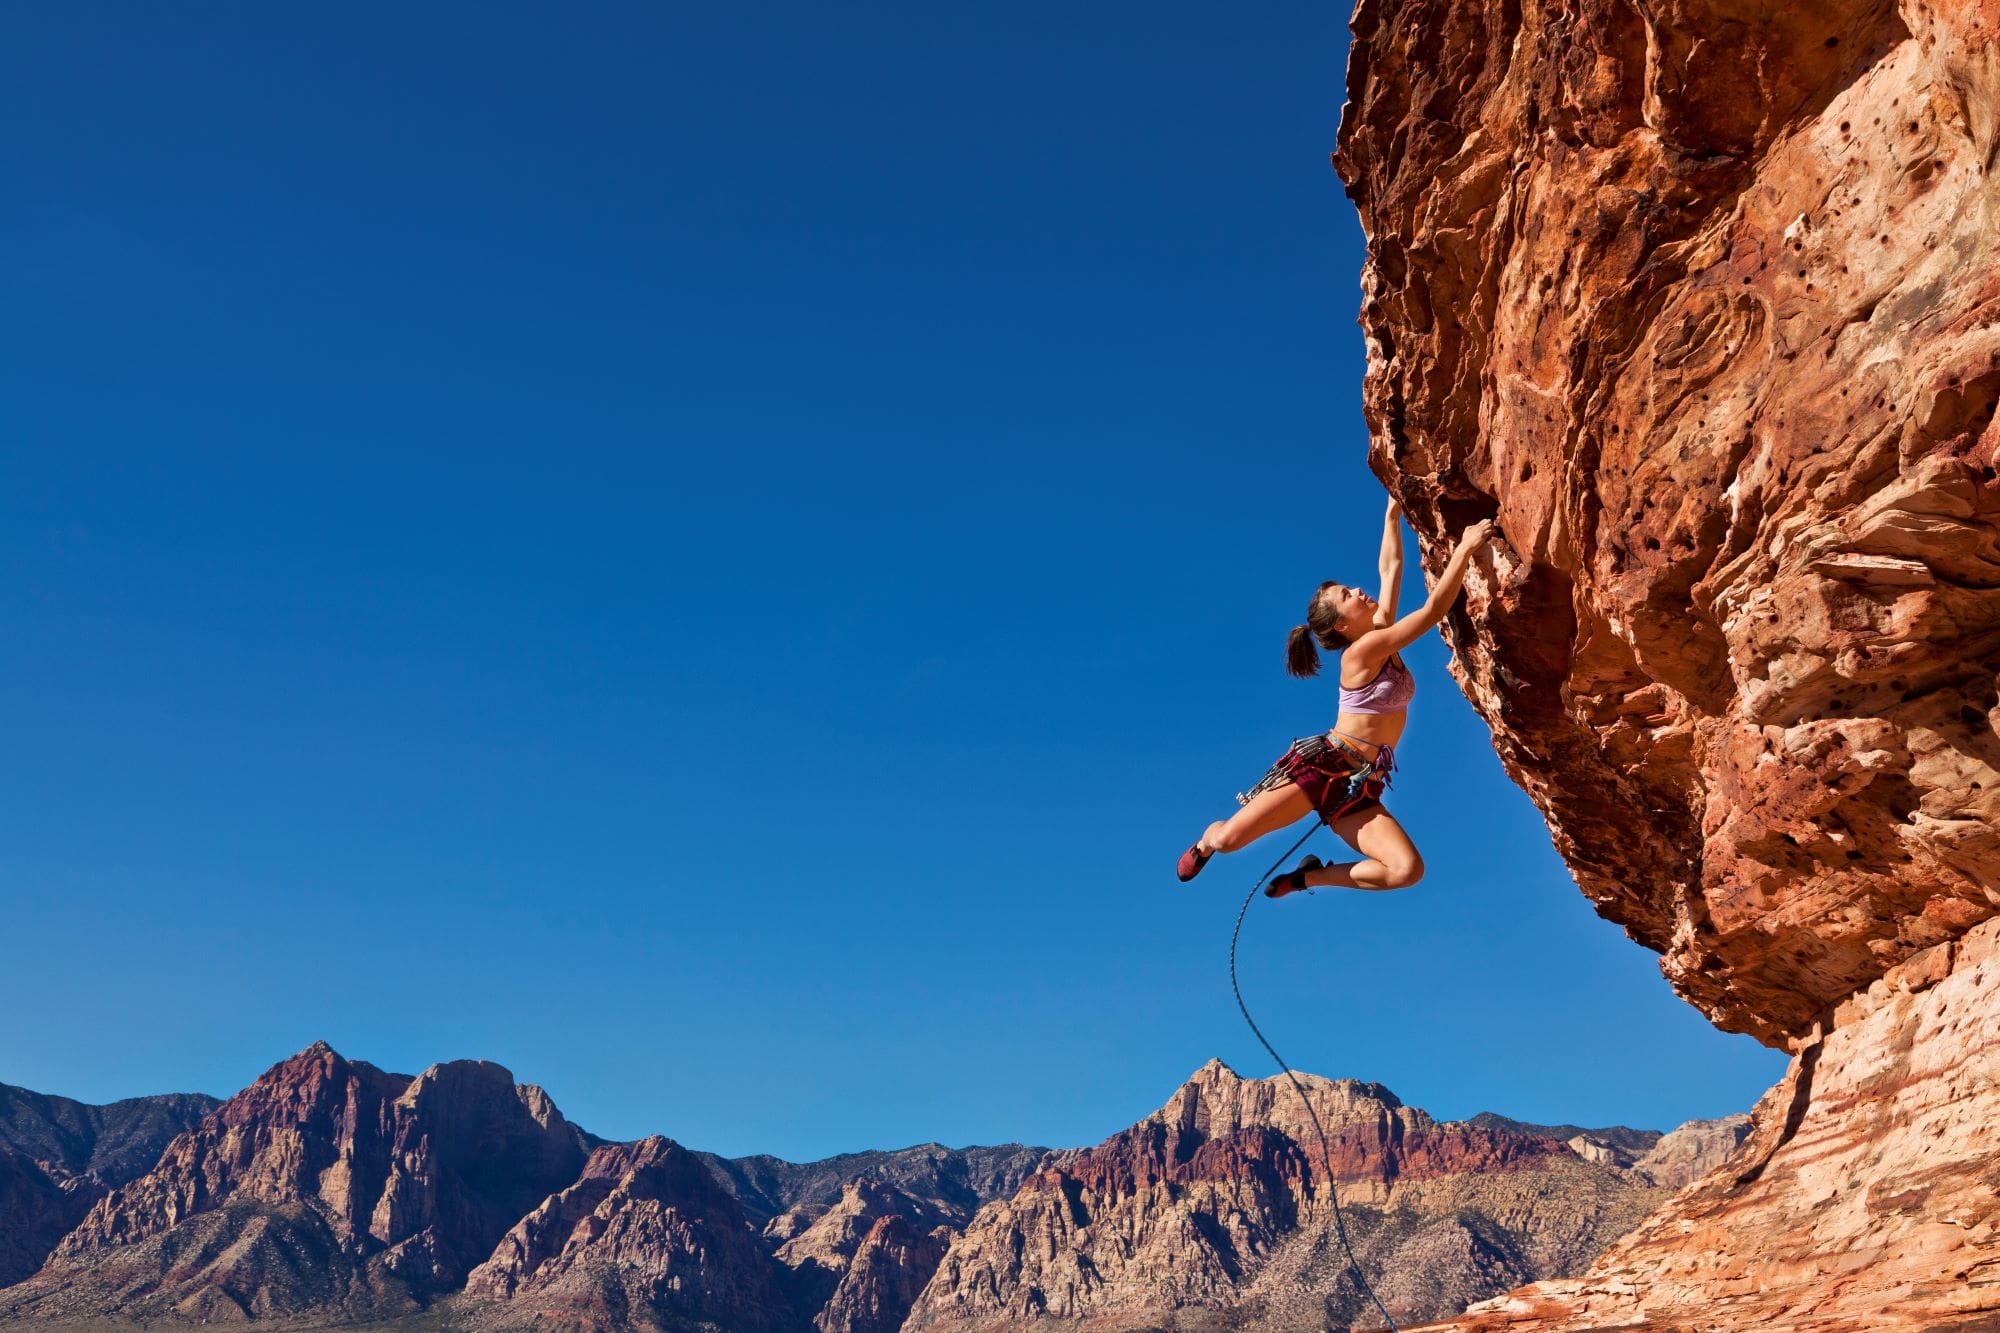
<box><xmin>1237</xmin><ymin>733</ymin><xmax>1390</xmax><ymax>823</ymax></box>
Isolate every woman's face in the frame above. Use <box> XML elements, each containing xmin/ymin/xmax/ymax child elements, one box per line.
<box><xmin>1321</xmin><ymin>582</ymin><xmax>1376</xmax><ymax>632</ymax></box>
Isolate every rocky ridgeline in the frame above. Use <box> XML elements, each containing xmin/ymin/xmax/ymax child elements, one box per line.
<box><xmin>12</xmin><ymin>1042</ymin><xmax>596</xmax><ymax>1323</ymax></box>
<box><xmin>709</xmin><ymin>1144</ymin><xmax>1047</xmax><ymax>1234</ymax></box>
<box><xmin>0</xmin><ymin>1044</ymin><xmax>1748</xmax><ymax>1331</ymax></box>
<box><xmin>903</xmin><ymin>1059</ymin><xmax>1740</xmax><ymax>1331</ymax></box>
<box><xmin>0</xmin><ymin>1082</ymin><xmax>218</xmax><ymax>1287</ymax></box>
<box><xmin>1334</xmin><ymin>0</ymin><xmax>2000</xmax><ymax>1323</ymax></box>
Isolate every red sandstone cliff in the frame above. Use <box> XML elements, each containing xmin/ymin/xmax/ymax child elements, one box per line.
<box><xmin>1335</xmin><ymin>0</ymin><xmax>2000</xmax><ymax>1324</ymax></box>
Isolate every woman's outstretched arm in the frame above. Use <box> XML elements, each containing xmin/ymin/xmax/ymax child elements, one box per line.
<box><xmin>1347</xmin><ymin>519</ymin><xmax>1494</xmax><ymax>674</ymax></box>
<box><xmin>1374</xmin><ymin>497</ymin><xmax>1403</xmax><ymax>628</ymax></box>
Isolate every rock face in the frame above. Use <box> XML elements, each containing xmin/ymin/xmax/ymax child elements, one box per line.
<box><xmin>1423</xmin><ymin>916</ymin><xmax>2000</xmax><ymax>1331</ymax></box>
<box><xmin>902</xmin><ymin>1060</ymin><xmax>1680</xmax><ymax>1331</ymax></box>
<box><xmin>1631</xmin><ymin>1115</ymin><xmax>1752</xmax><ymax>1192</ymax></box>
<box><xmin>770</xmin><ymin>1179</ymin><xmax>947</xmax><ymax>1321</ymax></box>
<box><xmin>459</xmin><ymin>1135</ymin><xmax>797</xmax><ymax>1332</ymax></box>
<box><xmin>5</xmin><ymin>1042</ymin><xmax>591</xmax><ymax>1321</ymax></box>
<box><xmin>1335</xmin><ymin>0</ymin><xmax>2000</xmax><ymax>1323</ymax></box>
<box><xmin>1336</xmin><ymin>0</ymin><xmax>2000</xmax><ymax>1047</ymax></box>
<box><xmin>764</xmin><ymin>1180</ymin><xmax>957</xmax><ymax>1333</ymax></box>
<box><xmin>817</xmin><ymin>1215</ymin><xmax>953</xmax><ymax>1333</ymax></box>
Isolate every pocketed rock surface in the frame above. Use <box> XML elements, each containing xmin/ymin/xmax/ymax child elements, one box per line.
<box><xmin>1335</xmin><ymin>0</ymin><xmax>2000</xmax><ymax>1324</ymax></box>
<box><xmin>1337</xmin><ymin>0</ymin><xmax>2000</xmax><ymax>1045</ymax></box>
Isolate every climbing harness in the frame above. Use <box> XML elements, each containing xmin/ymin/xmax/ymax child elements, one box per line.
<box><xmin>1228</xmin><ymin>819</ymin><xmax>1401</xmax><ymax>1333</ymax></box>
<box><xmin>1239</xmin><ymin>733</ymin><xmax>1395</xmax><ymax>823</ymax></box>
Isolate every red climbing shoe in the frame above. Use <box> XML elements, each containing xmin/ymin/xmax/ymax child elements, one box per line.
<box><xmin>1176</xmin><ymin>842</ymin><xmax>1213</xmax><ymax>882</ymax></box>
<box><xmin>1264</xmin><ymin>855</ymin><xmax>1325</xmax><ymax>899</ymax></box>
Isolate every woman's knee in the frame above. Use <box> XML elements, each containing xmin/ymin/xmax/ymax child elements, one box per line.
<box><xmin>1208</xmin><ymin>821</ymin><xmax>1251</xmax><ymax>853</ymax></box>
<box><xmin>1382</xmin><ymin>854</ymin><xmax>1424</xmax><ymax>888</ymax></box>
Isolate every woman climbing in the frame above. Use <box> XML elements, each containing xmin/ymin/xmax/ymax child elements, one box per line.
<box><xmin>1176</xmin><ymin>499</ymin><xmax>1494</xmax><ymax>897</ymax></box>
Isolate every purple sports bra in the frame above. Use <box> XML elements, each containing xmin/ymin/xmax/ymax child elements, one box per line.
<box><xmin>1338</xmin><ymin>654</ymin><xmax>1415</xmax><ymax>716</ymax></box>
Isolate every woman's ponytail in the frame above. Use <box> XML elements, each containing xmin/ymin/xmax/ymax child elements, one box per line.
<box><xmin>1285</xmin><ymin>624</ymin><xmax>1321</xmax><ymax>678</ymax></box>
<box><xmin>1288</xmin><ymin>582</ymin><xmax>1355</xmax><ymax>678</ymax></box>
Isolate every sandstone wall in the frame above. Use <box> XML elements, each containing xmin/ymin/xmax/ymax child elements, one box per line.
<box><xmin>1335</xmin><ymin>0</ymin><xmax>2000</xmax><ymax>1325</ymax></box>
<box><xmin>1336</xmin><ymin>0</ymin><xmax>2000</xmax><ymax>1046</ymax></box>
<box><xmin>1422</xmin><ymin>914</ymin><xmax>2000</xmax><ymax>1331</ymax></box>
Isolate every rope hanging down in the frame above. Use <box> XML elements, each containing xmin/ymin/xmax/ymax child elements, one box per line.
<box><xmin>1228</xmin><ymin>825</ymin><xmax>1400</xmax><ymax>1333</ymax></box>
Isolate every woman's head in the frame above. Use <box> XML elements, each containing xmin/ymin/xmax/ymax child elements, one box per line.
<box><xmin>1285</xmin><ymin>580</ymin><xmax>1377</xmax><ymax>678</ymax></box>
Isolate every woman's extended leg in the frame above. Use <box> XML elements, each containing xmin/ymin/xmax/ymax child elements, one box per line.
<box><xmin>1198</xmin><ymin>781</ymin><xmax>1316</xmax><ymax>857</ymax></box>
<box><xmin>1267</xmin><ymin>803</ymin><xmax>1423</xmax><ymax>896</ymax></box>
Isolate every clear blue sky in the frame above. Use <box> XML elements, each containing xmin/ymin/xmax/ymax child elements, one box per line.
<box><xmin>0</xmin><ymin>2</ymin><xmax>1785</xmax><ymax>1160</ymax></box>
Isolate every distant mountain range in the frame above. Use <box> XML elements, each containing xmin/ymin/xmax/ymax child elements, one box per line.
<box><xmin>0</xmin><ymin>1043</ymin><xmax>1746</xmax><ymax>1330</ymax></box>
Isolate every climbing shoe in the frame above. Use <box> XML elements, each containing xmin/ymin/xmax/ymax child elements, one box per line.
<box><xmin>1265</xmin><ymin>854</ymin><xmax>1325</xmax><ymax>898</ymax></box>
<box><xmin>1176</xmin><ymin>842</ymin><xmax>1213</xmax><ymax>882</ymax></box>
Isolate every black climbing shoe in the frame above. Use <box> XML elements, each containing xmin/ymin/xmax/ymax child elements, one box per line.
<box><xmin>1264</xmin><ymin>855</ymin><xmax>1324</xmax><ymax>898</ymax></box>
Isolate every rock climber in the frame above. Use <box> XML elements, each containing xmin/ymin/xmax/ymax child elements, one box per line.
<box><xmin>1176</xmin><ymin>498</ymin><xmax>1495</xmax><ymax>898</ymax></box>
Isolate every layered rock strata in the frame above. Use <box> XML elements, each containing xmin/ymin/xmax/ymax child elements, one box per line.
<box><xmin>902</xmin><ymin>1060</ymin><xmax>1698</xmax><ymax>1330</ymax></box>
<box><xmin>1335</xmin><ymin>0</ymin><xmax>2000</xmax><ymax>1323</ymax></box>
<box><xmin>1420</xmin><ymin>914</ymin><xmax>2000</xmax><ymax>1331</ymax></box>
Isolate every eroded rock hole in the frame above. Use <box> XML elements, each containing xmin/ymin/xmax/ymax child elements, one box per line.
<box><xmin>1919</xmin><ymin>369</ymin><xmax>2000</xmax><ymax>449</ymax></box>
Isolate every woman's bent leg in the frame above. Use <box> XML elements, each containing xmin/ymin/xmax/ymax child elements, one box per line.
<box><xmin>1200</xmin><ymin>782</ymin><xmax>1316</xmax><ymax>855</ymax></box>
<box><xmin>1296</xmin><ymin>804</ymin><xmax>1423</xmax><ymax>891</ymax></box>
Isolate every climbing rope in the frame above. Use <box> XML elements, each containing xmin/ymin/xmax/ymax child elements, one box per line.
<box><xmin>1228</xmin><ymin>824</ymin><xmax>1400</xmax><ymax>1333</ymax></box>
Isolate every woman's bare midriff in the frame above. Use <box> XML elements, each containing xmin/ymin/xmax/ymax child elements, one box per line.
<box><xmin>1329</xmin><ymin>711</ymin><xmax>1407</xmax><ymax>759</ymax></box>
